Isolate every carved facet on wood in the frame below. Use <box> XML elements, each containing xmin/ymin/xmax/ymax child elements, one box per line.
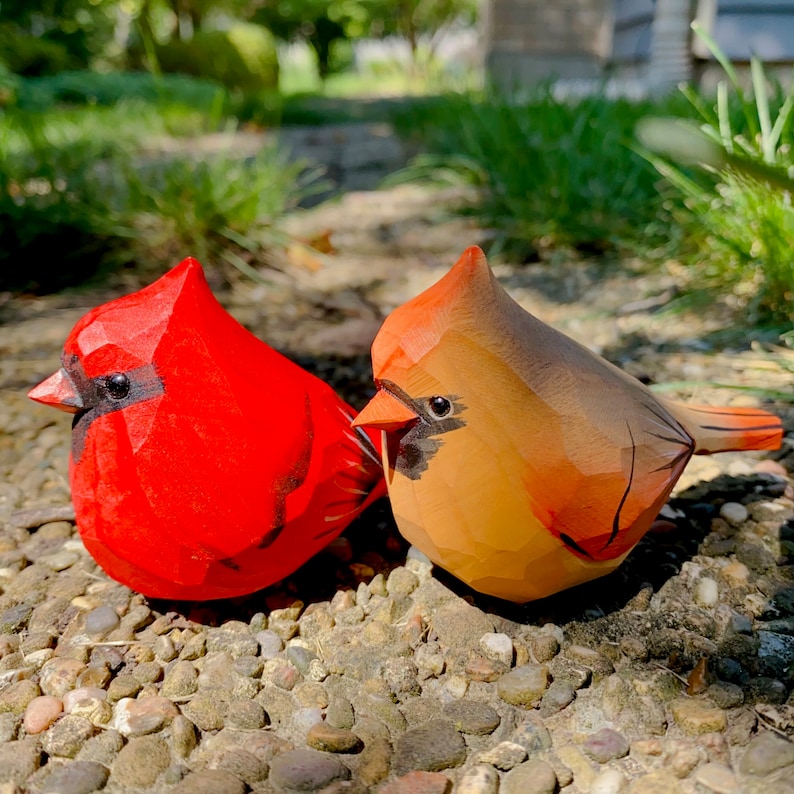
<box><xmin>353</xmin><ymin>246</ymin><xmax>784</xmax><ymax>603</ymax></box>
<box><xmin>29</xmin><ymin>258</ymin><xmax>385</xmax><ymax>600</ymax></box>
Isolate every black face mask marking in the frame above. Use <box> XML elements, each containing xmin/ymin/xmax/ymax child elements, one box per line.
<box><xmin>64</xmin><ymin>353</ymin><xmax>165</xmax><ymax>462</ymax></box>
<box><xmin>377</xmin><ymin>379</ymin><xmax>466</xmax><ymax>481</ymax></box>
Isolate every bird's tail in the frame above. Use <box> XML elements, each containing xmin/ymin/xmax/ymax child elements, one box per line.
<box><xmin>663</xmin><ymin>400</ymin><xmax>784</xmax><ymax>455</ymax></box>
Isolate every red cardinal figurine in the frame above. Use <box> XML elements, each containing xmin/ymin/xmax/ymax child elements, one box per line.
<box><xmin>29</xmin><ymin>258</ymin><xmax>385</xmax><ymax>600</ymax></box>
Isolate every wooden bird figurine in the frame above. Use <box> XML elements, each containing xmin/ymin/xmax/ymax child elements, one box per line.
<box><xmin>28</xmin><ymin>258</ymin><xmax>385</xmax><ymax>600</ymax></box>
<box><xmin>353</xmin><ymin>246</ymin><xmax>784</xmax><ymax>602</ymax></box>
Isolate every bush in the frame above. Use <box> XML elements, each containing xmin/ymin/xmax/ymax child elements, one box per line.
<box><xmin>156</xmin><ymin>24</ymin><xmax>279</xmax><ymax>94</ymax></box>
<box><xmin>0</xmin><ymin>31</ymin><xmax>74</xmax><ymax>76</ymax></box>
<box><xmin>0</xmin><ymin>105</ymin><xmax>321</xmax><ymax>292</ymax></box>
<box><xmin>14</xmin><ymin>70</ymin><xmax>226</xmax><ymax>111</ymax></box>
<box><xmin>0</xmin><ymin>113</ymin><xmax>131</xmax><ymax>292</ymax></box>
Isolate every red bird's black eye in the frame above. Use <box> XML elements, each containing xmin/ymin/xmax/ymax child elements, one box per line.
<box><xmin>428</xmin><ymin>396</ymin><xmax>451</xmax><ymax>418</ymax></box>
<box><xmin>106</xmin><ymin>373</ymin><xmax>130</xmax><ymax>400</ymax></box>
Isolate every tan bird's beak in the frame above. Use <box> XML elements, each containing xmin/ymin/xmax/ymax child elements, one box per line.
<box><xmin>28</xmin><ymin>369</ymin><xmax>84</xmax><ymax>414</ymax></box>
<box><xmin>352</xmin><ymin>389</ymin><xmax>417</xmax><ymax>433</ymax></box>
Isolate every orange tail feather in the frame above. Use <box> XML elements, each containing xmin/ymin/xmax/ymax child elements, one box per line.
<box><xmin>663</xmin><ymin>400</ymin><xmax>784</xmax><ymax>454</ymax></box>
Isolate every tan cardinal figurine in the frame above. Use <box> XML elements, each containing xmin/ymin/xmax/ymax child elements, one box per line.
<box><xmin>353</xmin><ymin>246</ymin><xmax>784</xmax><ymax>602</ymax></box>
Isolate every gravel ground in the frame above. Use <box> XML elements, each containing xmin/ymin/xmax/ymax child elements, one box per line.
<box><xmin>1</xmin><ymin>179</ymin><xmax>794</xmax><ymax>794</ymax></box>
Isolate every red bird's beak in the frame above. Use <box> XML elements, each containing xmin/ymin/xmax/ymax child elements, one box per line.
<box><xmin>28</xmin><ymin>369</ymin><xmax>84</xmax><ymax>414</ymax></box>
<box><xmin>352</xmin><ymin>389</ymin><xmax>417</xmax><ymax>433</ymax></box>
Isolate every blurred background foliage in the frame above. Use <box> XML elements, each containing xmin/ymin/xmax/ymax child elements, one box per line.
<box><xmin>0</xmin><ymin>0</ymin><xmax>790</xmax><ymax>328</ymax></box>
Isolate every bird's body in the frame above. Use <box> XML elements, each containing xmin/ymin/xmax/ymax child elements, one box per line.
<box><xmin>353</xmin><ymin>246</ymin><xmax>783</xmax><ymax>602</ymax></box>
<box><xmin>29</xmin><ymin>258</ymin><xmax>385</xmax><ymax>600</ymax></box>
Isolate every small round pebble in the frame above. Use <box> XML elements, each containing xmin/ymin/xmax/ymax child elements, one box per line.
<box><xmin>719</xmin><ymin>502</ymin><xmax>748</xmax><ymax>526</ymax></box>
<box><xmin>511</xmin><ymin>717</ymin><xmax>552</xmax><ymax>754</ymax></box>
<box><xmin>269</xmin><ymin>748</ymin><xmax>351</xmax><ymax>791</ymax></box>
<box><xmin>292</xmin><ymin>706</ymin><xmax>324</xmax><ymax>736</ymax></box>
<box><xmin>480</xmin><ymin>632</ymin><xmax>514</xmax><ymax>666</ymax></box>
<box><xmin>380</xmin><ymin>770</ymin><xmax>451</xmax><ymax>794</ymax></box>
<box><xmin>502</xmin><ymin>759</ymin><xmax>557</xmax><ymax>794</ymax></box>
<box><xmin>695</xmin><ymin>762</ymin><xmax>739</xmax><ymax>793</ymax></box>
<box><xmin>111</xmin><ymin>735</ymin><xmax>171</xmax><ymax>788</ymax></box>
<box><xmin>739</xmin><ymin>731</ymin><xmax>794</xmax><ymax>775</ymax></box>
<box><xmin>478</xmin><ymin>741</ymin><xmax>527</xmax><ymax>770</ymax></box>
<box><xmin>306</xmin><ymin>722</ymin><xmax>362</xmax><ymax>753</ymax></box>
<box><xmin>41</xmin><ymin>761</ymin><xmax>109</xmax><ymax>794</ymax></box>
<box><xmin>171</xmin><ymin>769</ymin><xmax>246</xmax><ymax>794</ymax></box>
<box><xmin>582</xmin><ymin>727</ymin><xmax>630</xmax><ymax>763</ymax></box>
<box><xmin>63</xmin><ymin>687</ymin><xmax>106</xmax><ymax>715</ymax></box>
<box><xmin>530</xmin><ymin>633</ymin><xmax>560</xmax><ymax>662</ymax></box>
<box><xmin>41</xmin><ymin>714</ymin><xmax>96</xmax><ymax>758</ymax></box>
<box><xmin>393</xmin><ymin>720</ymin><xmax>467</xmax><ymax>776</ymax></box>
<box><xmin>23</xmin><ymin>695</ymin><xmax>63</xmax><ymax>734</ymax></box>
<box><xmin>497</xmin><ymin>664</ymin><xmax>550</xmax><ymax>706</ymax></box>
<box><xmin>670</xmin><ymin>698</ymin><xmax>728</xmax><ymax>735</ymax></box>
<box><xmin>695</xmin><ymin>577</ymin><xmax>720</xmax><ymax>607</ymax></box>
<box><xmin>457</xmin><ymin>764</ymin><xmax>499</xmax><ymax>794</ymax></box>
<box><xmin>442</xmin><ymin>700</ymin><xmax>501</xmax><ymax>735</ymax></box>
<box><xmin>0</xmin><ymin>680</ymin><xmax>41</xmax><ymax>715</ymax></box>
<box><xmin>590</xmin><ymin>768</ymin><xmax>628</xmax><ymax>794</ymax></box>
<box><xmin>539</xmin><ymin>681</ymin><xmax>575</xmax><ymax>715</ymax></box>
<box><xmin>84</xmin><ymin>605</ymin><xmax>120</xmax><ymax>638</ymax></box>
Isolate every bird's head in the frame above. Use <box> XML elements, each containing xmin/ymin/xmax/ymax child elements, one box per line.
<box><xmin>28</xmin><ymin>258</ymin><xmax>207</xmax><ymax>413</ymax></box>
<box><xmin>353</xmin><ymin>246</ymin><xmax>510</xmax><ymax>478</ymax></box>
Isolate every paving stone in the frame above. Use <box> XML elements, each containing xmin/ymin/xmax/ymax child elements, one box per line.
<box><xmin>393</xmin><ymin>720</ymin><xmax>467</xmax><ymax>776</ymax></box>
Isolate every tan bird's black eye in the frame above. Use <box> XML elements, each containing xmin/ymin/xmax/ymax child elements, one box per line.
<box><xmin>106</xmin><ymin>373</ymin><xmax>130</xmax><ymax>400</ymax></box>
<box><xmin>428</xmin><ymin>396</ymin><xmax>451</xmax><ymax>418</ymax></box>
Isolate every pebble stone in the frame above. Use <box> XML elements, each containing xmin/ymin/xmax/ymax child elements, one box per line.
<box><xmin>456</xmin><ymin>764</ymin><xmax>500</xmax><ymax>794</ymax></box>
<box><xmin>539</xmin><ymin>680</ymin><xmax>575</xmax><ymax>715</ymax></box>
<box><xmin>0</xmin><ymin>736</ymin><xmax>42</xmax><ymax>784</ymax></box>
<box><xmin>720</xmin><ymin>502</ymin><xmax>749</xmax><ymax>525</ymax></box>
<box><xmin>23</xmin><ymin>695</ymin><xmax>63</xmax><ymax>734</ymax></box>
<box><xmin>393</xmin><ymin>720</ymin><xmax>468</xmax><ymax>776</ymax></box>
<box><xmin>582</xmin><ymin>727</ymin><xmax>630</xmax><ymax>763</ymax></box>
<box><xmin>84</xmin><ymin>605</ymin><xmax>120</xmax><ymax>637</ymax></box>
<box><xmin>113</xmin><ymin>695</ymin><xmax>179</xmax><ymax>736</ymax></box>
<box><xmin>380</xmin><ymin>770</ymin><xmax>451</xmax><ymax>794</ymax></box>
<box><xmin>40</xmin><ymin>760</ymin><xmax>110</xmax><ymax>794</ymax></box>
<box><xmin>530</xmin><ymin>633</ymin><xmax>560</xmax><ymax>662</ymax></box>
<box><xmin>210</xmin><ymin>747</ymin><xmax>268</xmax><ymax>785</ymax></box>
<box><xmin>480</xmin><ymin>633</ymin><xmax>514</xmax><ymax>666</ymax></box>
<box><xmin>695</xmin><ymin>762</ymin><xmax>739</xmax><ymax>793</ymax></box>
<box><xmin>695</xmin><ymin>577</ymin><xmax>720</xmax><ymax>607</ymax></box>
<box><xmin>670</xmin><ymin>698</ymin><xmax>728</xmax><ymax>735</ymax></box>
<box><xmin>171</xmin><ymin>769</ymin><xmax>247</xmax><ymax>794</ymax></box>
<box><xmin>497</xmin><ymin>664</ymin><xmax>551</xmax><ymax>706</ymax></box>
<box><xmin>590</xmin><ymin>768</ymin><xmax>629</xmax><ymax>794</ymax></box>
<box><xmin>511</xmin><ymin>717</ymin><xmax>552</xmax><ymax>754</ymax></box>
<box><xmin>111</xmin><ymin>735</ymin><xmax>171</xmax><ymax>788</ymax></box>
<box><xmin>63</xmin><ymin>687</ymin><xmax>106</xmax><ymax>715</ymax></box>
<box><xmin>306</xmin><ymin>722</ymin><xmax>362</xmax><ymax>752</ymax></box>
<box><xmin>41</xmin><ymin>715</ymin><xmax>96</xmax><ymax>757</ymax></box>
<box><xmin>477</xmin><ymin>741</ymin><xmax>527</xmax><ymax>770</ymax></box>
<box><xmin>501</xmin><ymin>759</ymin><xmax>557</xmax><ymax>794</ymax></box>
<box><xmin>170</xmin><ymin>714</ymin><xmax>198</xmax><ymax>759</ymax></box>
<box><xmin>0</xmin><ymin>679</ymin><xmax>41</xmax><ymax>715</ymax></box>
<box><xmin>739</xmin><ymin>731</ymin><xmax>794</xmax><ymax>775</ymax></box>
<box><xmin>357</xmin><ymin>736</ymin><xmax>393</xmax><ymax>787</ymax></box>
<box><xmin>441</xmin><ymin>700</ymin><xmax>501</xmax><ymax>735</ymax></box>
<box><xmin>269</xmin><ymin>748</ymin><xmax>351</xmax><ymax>791</ymax></box>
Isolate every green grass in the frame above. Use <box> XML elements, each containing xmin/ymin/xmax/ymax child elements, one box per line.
<box><xmin>0</xmin><ymin>73</ymin><xmax>320</xmax><ymax>292</ymax></box>
<box><xmin>638</xmin><ymin>22</ymin><xmax>794</xmax><ymax>325</ymax></box>
<box><xmin>390</xmin><ymin>89</ymin><xmax>699</xmax><ymax>259</ymax></box>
